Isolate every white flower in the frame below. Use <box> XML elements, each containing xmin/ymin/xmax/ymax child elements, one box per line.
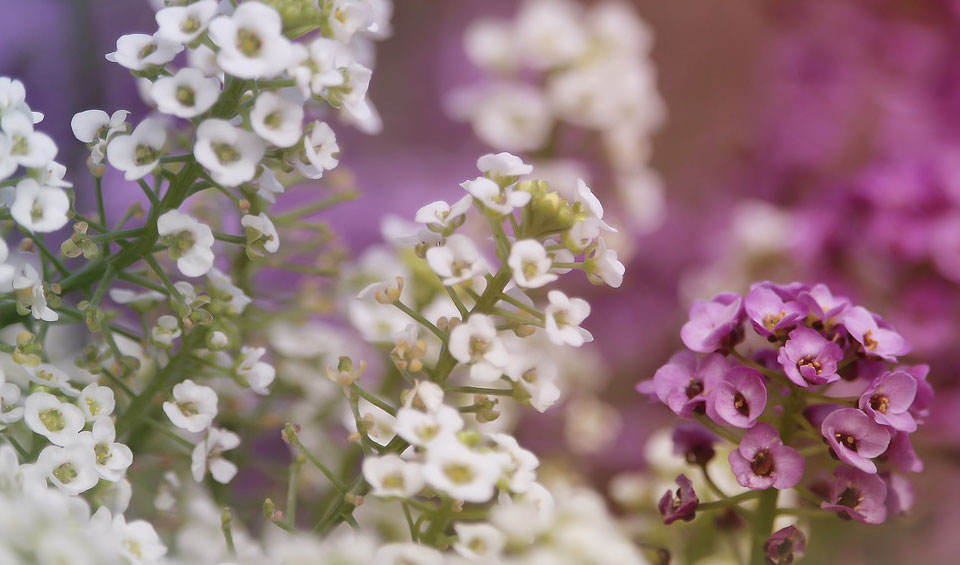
<box><xmin>207</xmin><ymin>268</ymin><xmax>252</xmax><ymax>315</ymax></box>
<box><xmin>575</xmin><ymin>179</ymin><xmax>616</xmax><ymax>232</ymax></box>
<box><xmin>0</xmin><ymin>77</ymin><xmax>27</xmax><ymax>117</ymax></box>
<box><xmin>37</xmin><ymin>444</ymin><xmax>99</xmax><ymax>495</ymax></box>
<box><xmin>294</xmin><ymin>121</ymin><xmax>339</xmax><ymax>179</ymax></box>
<box><xmin>490</xmin><ymin>433</ymin><xmax>539</xmax><ymax>494</ymax></box>
<box><xmin>449</xmin><ymin>314</ymin><xmax>509</xmax><ymax>383</ymax></box>
<box><xmin>337</xmin><ymin>63</ymin><xmax>379</xmax><ymax>132</ymax></box>
<box><xmin>240</xmin><ymin>212</ymin><xmax>280</xmax><ymax>258</ymax></box>
<box><xmin>208</xmin><ymin>2</ymin><xmax>292</xmax><ymax>79</ymax></box>
<box><xmin>78</xmin><ymin>418</ymin><xmax>133</xmax><ymax>482</ymax></box>
<box><xmin>78</xmin><ymin>383</ymin><xmax>116</xmax><ymax>422</ymax></box>
<box><xmin>105</xmin><ymin>33</ymin><xmax>183</xmax><ymax>71</ymax></box>
<box><xmin>514</xmin><ymin>0</ymin><xmax>589</xmax><ymax>69</ymax></box>
<box><xmin>106</xmin><ymin>117</ymin><xmax>166</xmax><ymax>180</ymax></box>
<box><xmin>0</xmin><ymin>383</ymin><xmax>23</xmax><ymax>428</ymax></box>
<box><xmin>117</xmin><ymin>515</ymin><xmax>167</xmax><ymax>564</ymax></box>
<box><xmin>250</xmin><ymin>91</ymin><xmax>304</xmax><ymax>147</ymax></box>
<box><xmin>451</xmin><ymin>83</ymin><xmax>552</xmax><ymax>152</ymax></box>
<box><xmin>151</xmin><ymin>315</ymin><xmax>182</xmax><ymax>348</ymax></box>
<box><xmin>236</xmin><ymin>346</ymin><xmax>275</xmax><ymax>395</ymax></box>
<box><xmin>422</xmin><ymin>437</ymin><xmax>505</xmax><ymax>503</ymax></box>
<box><xmin>0</xmin><ymin>134</ymin><xmax>16</xmax><ymax>181</ymax></box>
<box><xmin>504</xmin><ymin>349</ymin><xmax>562</xmax><ymax>413</ymax></box>
<box><xmin>151</xmin><ymin>68</ymin><xmax>221</xmax><ymax>118</ymax></box>
<box><xmin>70</xmin><ymin>109</ymin><xmax>129</xmax><ymax>144</ymax></box>
<box><xmin>163</xmin><ymin>379</ymin><xmax>218</xmax><ymax>433</ymax></box>
<box><xmin>253</xmin><ymin>167</ymin><xmax>285</xmax><ymax>203</ymax></box>
<box><xmin>108</xmin><ymin>287</ymin><xmax>164</xmax><ymax>307</ymax></box>
<box><xmin>453</xmin><ymin>522</ymin><xmax>506</xmax><ymax>562</ymax></box>
<box><xmin>394</xmin><ymin>405</ymin><xmax>463</xmax><ymax>447</ymax></box>
<box><xmin>12</xmin><ymin>264</ymin><xmax>57</xmax><ymax>321</ymax></box>
<box><xmin>461</xmin><ymin>176</ymin><xmax>530</xmax><ymax>216</ymax></box>
<box><xmin>24</xmin><ymin>363</ymin><xmax>78</xmax><ymax>395</ymax></box>
<box><xmin>193</xmin><ymin>118</ymin><xmax>265</xmax><ymax>187</ymax></box>
<box><xmin>288</xmin><ymin>38</ymin><xmax>349</xmax><ymax>97</ymax></box>
<box><xmin>425</xmin><ymin>234</ymin><xmax>489</xmax><ymax>286</ymax></box>
<box><xmin>586</xmin><ymin>238</ymin><xmax>625</xmax><ymax>288</ymax></box>
<box><xmin>477</xmin><ymin>152</ymin><xmax>532</xmax><ymax>179</ymax></box>
<box><xmin>157</xmin><ymin>210</ymin><xmax>215</xmax><ymax>277</ymax></box>
<box><xmin>191</xmin><ymin>427</ymin><xmax>240</xmax><ymax>484</ymax></box>
<box><xmin>375</xmin><ymin>543</ymin><xmax>445</xmax><ymax>565</ymax></box>
<box><xmin>187</xmin><ymin>44</ymin><xmax>221</xmax><ymax>76</ymax></box>
<box><xmin>414</xmin><ymin>196</ymin><xmax>472</xmax><ymax>232</ymax></box>
<box><xmin>401</xmin><ymin>381</ymin><xmax>446</xmax><ymax>413</ymax></box>
<box><xmin>508</xmin><ymin>240</ymin><xmax>558</xmax><ymax>289</ymax></box>
<box><xmin>327</xmin><ymin>0</ymin><xmax>376</xmax><ymax>42</ymax></box>
<box><xmin>362</xmin><ymin>454</ymin><xmax>425</xmax><ymax>498</ymax></box>
<box><xmin>10</xmin><ymin>178</ymin><xmax>69</xmax><ymax>233</ymax></box>
<box><xmin>489</xmin><ymin>483</ymin><xmax>556</xmax><ymax>545</ymax></box>
<box><xmin>35</xmin><ymin>161</ymin><xmax>71</xmax><ymax>188</ymax></box>
<box><xmin>155</xmin><ymin>0</ymin><xmax>218</xmax><ymax>43</ymax></box>
<box><xmin>544</xmin><ymin>290</ymin><xmax>593</xmax><ymax>347</ymax></box>
<box><xmin>24</xmin><ymin>392</ymin><xmax>84</xmax><ymax>446</ymax></box>
<box><xmin>464</xmin><ymin>18</ymin><xmax>516</xmax><ymax>72</ymax></box>
<box><xmin>1</xmin><ymin>111</ymin><xmax>56</xmax><ymax>168</ymax></box>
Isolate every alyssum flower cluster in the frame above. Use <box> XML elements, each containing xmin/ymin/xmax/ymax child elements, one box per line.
<box><xmin>640</xmin><ymin>281</ymin><xmax>931</xmax><ymax>565</ymax></box>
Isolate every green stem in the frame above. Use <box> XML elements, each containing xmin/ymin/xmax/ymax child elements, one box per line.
<box><xmin>748</xmin><ymin>489</ymin><xmax>779</xmax><ymax>565</ymax></box>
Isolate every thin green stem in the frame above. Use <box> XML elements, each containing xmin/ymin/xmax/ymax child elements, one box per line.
<box><xmin>393</xmin><ymin>301</ymin><xmax>445</xmax><ymax>340</ymax></box>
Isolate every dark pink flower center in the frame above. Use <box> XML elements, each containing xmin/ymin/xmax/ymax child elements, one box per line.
<box><xmin>837</xmin><ymin>486</ymin><xmax>862</xmax><ymax>509</ymax></box>
<box><xmin>834</xmin><ymin>432</ymin><xmax>858</xmax><ymax>451</ymax></box>
<box><xmin>869</xmin><ymin>394</ymin><xmax>889</xmax><ymax>414</ymax></box>
<box><xmin>750</xmin><ymin>448</ymin><xmax>774</xmax><ymax>476</ymax></box>
<box><xmin>685</xmin><ymin>379</ymin><xmax>704</xmax><ymax>399</ymax></box>
<box><xmin>863</xmin><ymin>330</ymin><xmax>878</xmax><ymax>350</ymax></box>
<box><xmin>797</xmin><ymin>355</ymin><xmax>822</xmax><ymax>375</ymax></box>
<box><xmin>733</xmin><ymin>392</ymin><xmax>750</xmax><ymax>417</ymax></box>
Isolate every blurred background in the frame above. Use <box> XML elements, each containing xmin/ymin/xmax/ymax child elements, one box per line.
<box><xmin>5</xmin><ymin>0</ymin><xmax>960</xmax><ymax>561</ymax></box>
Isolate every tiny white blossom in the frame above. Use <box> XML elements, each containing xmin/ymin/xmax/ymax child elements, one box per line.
<box><xmin>425</xmin><ymin>234</ymin><xmax>489</xmax><ymax>286</ymax></box>
<box><xmin>10</xmin><ymin>178</ymin><xmax>69</xmax><ymax>233</ymax></box>
<box><xmin>288</xmin><ymin>38</ymin><xmax>349</xmax><ymax>97</ymax></box>
<box><xmin>78</xmin><ymin>418</ymin><xmax>133</xmax><ymax>482</ymax></box>
<box><xmin>451</xmin><ymin>83</ymin><xmax>552</xmax><ymax>152</ymax></box>
<box><xmin>327</xmin><ymin>0</ymin><xmax>376</xmax><ymax>42</ymax></box>
<box><xmin>375</xmin><ymin>543</ymin><xmax>445</xmax><ymax>565</ymax></box>
<box><xmin>449</xmin><ymin>314</ymin><xmax>509</xmax><ymax>383</ymax></box>
<box><xmin>504</xmin><ymin>349</ymin><xmax>562</xmax><ymax>413</ymax></box>
<box><xmin>236</xmin><ymin>346</ymin><xmax>275</xmax><ymax>395</ymax></box>
<box><xmin>151</xmin><ymin>68</ymin><xmax>221</xmax><ymax>118</ymax></box>
<box><xmin>0</xmin><ymin>384</ymin><xmax>24</xmax><ymax>428</ymax></box>
<box><xmin>151</xmin><ymin>315</ymin><xmax>182</xmax><ymax>348</ymax></box>
<box><xmin>338</xmin><ymin>62</ymin><xmax>378</xmax><ymax>131</ymax></box>
<box><xmin>194</xmin><ymin>118</ymin><xmax>265</xmax><ymax>187</ymax></box>
<box><xmin>394</xmin><ymin>405</ymin><xmax>463</xmax><ymax>447</ymax></box>
<box><xmin>24</xmin><ymin>363</ymin><xmax>78</xmax><ymax>395</ymax></box>
<box><xmin>155</xmin><ymin>0</ymin><xmax>219</xmax><ymax>43</ymax></box>
<box><xmin>0</xmin><ymin>77</ymin><xmax>27</xmax><ymax>117</ymax></box>
<box><xmin>207</xmin><ymin>268</ymin><xmax>252</xmax><ymax>315</ymax></box>
<box><xmin>477</xmin><ymin>151</ymin><xmax>532</xmax><ymax>179</ymax></box>
<box><xmin>294</xmin><ymin>120</ymin><xmax>339</xmax><ymax>179</ymax></box>
<box><xmin>208</xmin><ymin>2</ymin><xmax>292</xmax><ymax>79</ymax></box>
<box><xmin>423</xmin><ymin>437</ymin><xmax>505</xmax><ymax>503</ymax></box>
<box><xmin>35</xmin><ymin>161</ymin><xmax>71</xmax><ymax>189</ymax></box>
<box><xmin>78</xmin><ymin>383</ymin><xmax>116</xmax><ymax>422</ymax></box>
<box><xmin>108</xmin><ymin>287</ymin><xmax>164</xmax><ymax>307</ymax></box>
<box><xmin>414</xmin><ymin>195</ymin><xmax>471</xmax><ymax>232</ymax></box>
<box><xmin>240</xmin><ymin>212</ymin><xmax>280</xmax><ymax>258</ymax></box>
<box><xmin>362</xmin><ymin>454</ymin><xmax>425</xmax><ymax>498</ymax></box>
<box><xmin>544</xmin><ymin>290</ymin><xmax>593</xmax><ymax>347</ymax></box>
<box><xmin>163</xmin><ymin>379</ymin><xmax>218</xmax><ymax>433</ymax></box>
<box><xmin>187</xmin><ymin>44</ymin><xmax>221</xmax><ymax>76</ymax></box>
<box><xmin>1</xmin><ymin>111</ymin><xmax>57</xmax><ymax>168</ymax></box>
<box><xmin>490</xmin><ymin>432</ymin><xmax>539</xmax><ymax>493</ymax></box>
<box><xmin>401</xmin><ymin>381</ymin><xmax>445</xmax><ymax>413</ymax></box>
<box><xmin>157</xmin><ymin>210</ymin><xmax>215</xmax><ymax>277</ymax></box>
<box><xmin>37</xmin><ymin>444</ymin><xmax>99</xmax><ymax>495</ymax></box>
<box><xmin>12</xmin><ymin>264</ymin><xmax>58</xmax><ymax>321</ymax></box>
<box><xmin>117</xmin><ymin>515</ymin><xmax>167</xmax><ymax>565</ymax></box>
<box><xmin>453</xmin><ymin>522</ymin><xmax>506</xmax><ymax>562</ymax></box>
<box><xmin>514</xmin><ymin>0</ymin><xmax>589</xmax><ymax>69</ymax></box>
<box><xmin>106</xmin><ymin>117</ymin><xmax>166</xmax><ymax>180</ymax></box>
<box><xmin>586</xmin><ymin>238</ymin><xmax>625</xmax><ymax>288</ymax></box>
<box><xmin>24</xmin><ymin>392</ymin><xmax>85</xmax><ymax>446</ymax></box>
<box><xmin>253</xmin><ymin>167</ymin><xmax>285</xmax><ymax>203</ymax></box>
<box><xmin>106</xmin><ymin>33</ymin><xmax>183</xmax><ymax>71</ymax></box>
<box><xmin>250</xmin><ymin>91</ymin><xmax>304</xmax><ymax>148</ymax></box>
<box><xmin>508</xmin><ymin>240</ymin><xmax>558</xmax><ymax>289</ymax></box>
<box><xmin>191</xmin><ymin>427</ymin><xmax>240</xmax><ymax>484</ymax></box>
<box><xmin>461</xmin><ymin>176</ymin><xmax>530</xmax><ymax>216</ymax></box>
<box><xmin>70</xmin><ymin>109</ymin><xmax>129</xmax><ymax>144</ymax></box>
<box><xmin>464</xmin><ymin>18</ymin><xmax>517</xmax><ymax>72</ymax></box>
<box><xmin>344</xmin><ymin>398</ymin><xmax>397</xmax><ymax>447</ymax></box>
<box><xmin>575</xmin><ymin>179</ymin><xmax>616</xmax><ymax>232</ymax></box>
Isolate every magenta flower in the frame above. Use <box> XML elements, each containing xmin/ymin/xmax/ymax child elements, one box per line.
<box><xmin>706</xmin><ymin>366</ymin><xmax>767</xmax><ymax>428</ymax></box>
<box><xmin>671</xmin><ymin>423</ymin><xmax>717</xmax><ymax>466</ymax></box>
<box><xmin>744</xmin><ymin>285</ymin><xmax>807</xmax><ymax>338</ymax></box>
<box><xmin>777</xmin><ymin>327</ymin><xmax>844</xmax><ymax>387</ymax></box>
<box><xmin>899</xmin><ymin>364</ymin><xmax>932</xmax><ymax>424</ymax></box>
<box><xmin>728</xmin><ymin>423</ymin><xmax>804</xmax><ymax>490</ymax></box>
<box><xmin>764</xmin><ymin>525</ymin><xmax>807</xmax><ymax>565</ymax></box>
<box><xmin>841</xmin><ymin>306</ymin><xmax>909</xmax><ymax>361</ymax></box>
<box><xmin>858</xmin><ymin>371</ymin><xmax>917</xmax><ymax>432</ymax></box>
<box><xmin>652</xmin><ymin>351</ymin><xmax>727</xmax><ymax>417</ymax></box>
<box><xmin>821</xmin><ymin>408</ymin><xmax>891</xmax><ymax>473</ymax></box>
<box><xmin>885</xmin><ymin>431</ymin><xmax>924</xmax><ymax>473</ymax></box>
<box><xmin>797</xmin><ymin>283</ymin><xmax>850</xmax><ymax>324</ymax></box>
<box><xmin>821</xmin><ymin>466</ymin><xmax>888</xmax><ymax>525</ymax></box>
<box><xmin>658</xmin><ymin>474</ymin><xmax>698</xmax><ymax>524</ymax></box>
<box><xmin>881</xmin><ymin>472</ymin><xmax>915</xmax><ymax>517</ymax></box>
<box><xmin>680</xmin><ymin>292</ymin><xmax>744</xmax><ymax>353</ymax></box>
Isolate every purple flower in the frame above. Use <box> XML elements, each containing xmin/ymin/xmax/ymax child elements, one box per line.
<box><xmin>900</xmin><ymin>364</ymin><xmax>932</xmax><ymax>424</ymax></box>
<box><xmin>744</xmin><ymin>285</ymin><xmax>807</xmax><ymax>338</ymax></box>
<box><xmin>680</xmin><ymin>292</ymin><xmax>744</xmax><ymax>353</ymax></box>
<box><xmin>777</xmin><ymin>327</ymin><xmax>844</xmax><ymax>387</ymax></box>
<box><xmin>881</xmin><ymin>472</ymin><xmax>915</xmax><ymax>517</ymax></box>
<box><xmin>821</xmin><ymin>465</ymin><xmax>888</xmax><ymax>525</ymax></box>
<box><xmin>672</xmin><ymin>423</ymin><xmax>717</xmax><ymax>466</ymax></box>
<box><xmin>728</xmin><ymin>423</ymin><xmax>804</xmax><ymax>489</ymax></box>
<box><xmin>821</xmin><ymin>408</ymin><xmax>891</xmax><ymax>473</ymax></box>
<box><xmin>652</xmin><ymin>351</ymin><xmax>727</xmax><ymax>417</ymax></box>
<box><xmin>885</xmin><ymin>431</ymin><xmax>924</xmax><ymax>473</ymax></box>
<box><xmin>658</xmin><ymin>474</ymin><xmax>698</xmax><ymax>524</ymax></box>
<box><xmin>764</xmin><ymin>525</ymin><xmax>807</xmax><ymax>565</ymax></box>
<box><xmin>797</xmin><ymin>283</ymin><xmax>850</xmax><ymax>324</ymax></box>
<box><xmin>859</xmin><ymin>371</ymin><xmax>918</xmax><ymax>432</ymax></box>
<box><xmin>706</xmin><ymin>366</ymin><xmax>767</xmax><ymax>428</ymax></box>
<box><xmin>841</xmin><ymin>306</ymin><xmax>909</xmax><ymax>361</ymax></box>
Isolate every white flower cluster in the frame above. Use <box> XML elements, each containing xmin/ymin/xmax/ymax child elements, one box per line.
<box><xmin>449</xmin><ymin>0</ymin><xmax>667</xmax><ymax>235</ymax></box>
